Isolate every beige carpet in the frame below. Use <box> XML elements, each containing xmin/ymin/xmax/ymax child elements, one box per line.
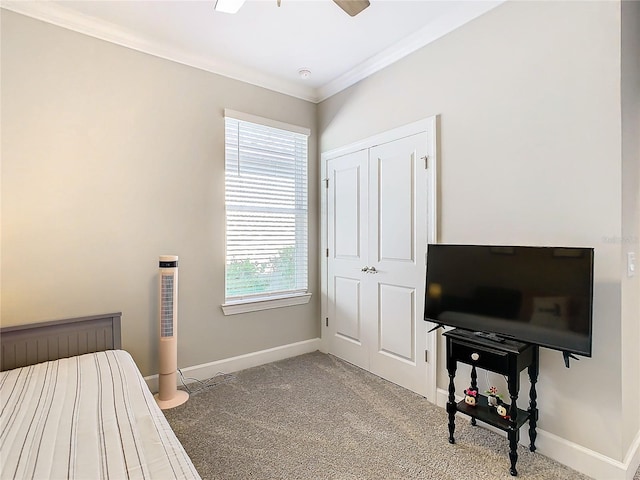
<box><xmin>164</xmin><ymin>351</ymin><xmax>596</xmax><ymax>480</ymax></box>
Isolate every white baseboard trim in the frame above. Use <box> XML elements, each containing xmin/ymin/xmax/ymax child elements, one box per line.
<box><xmin>435</xmin><ymin>388</ymin><xmax>635</xmax><ymax>480</ymax></box>
<box><xmin>145</xmin><ymin>338</ymin><xmax>321</xmax><ymax>393</ymax></box>
<box><xmin>624</xmin><ymin>430</ymin><xmax>640</xmax><ymax>480</ymax></box>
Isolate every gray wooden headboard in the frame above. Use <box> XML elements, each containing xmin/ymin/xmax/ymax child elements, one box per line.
<box><xmin>0</xmin><ymin>312</ymin><xmax>122</xmax><ymax>371</ymax></box>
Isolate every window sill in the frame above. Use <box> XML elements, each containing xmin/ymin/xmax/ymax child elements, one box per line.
<box><xmin>221</xmin><ymin>293</ymin><xmax>312</xmax><ymax>316</ymax></box>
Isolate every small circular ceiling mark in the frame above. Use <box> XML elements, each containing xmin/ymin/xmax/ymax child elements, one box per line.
<box><xmin>298</xmin><ymin>68</ymin><xmax>312</xmax><ymax>79</ymax></box>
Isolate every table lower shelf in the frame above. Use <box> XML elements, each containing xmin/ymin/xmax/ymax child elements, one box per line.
<box><xmin>455</xmin><ymin>394</ymin><xmax>531</xmax><ymax>431</ymax></box>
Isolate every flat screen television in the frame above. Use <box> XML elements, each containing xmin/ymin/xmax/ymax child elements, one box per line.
<box><xmin>424</xmin><ymin>244</ymin><xmax>594</xmax><ymax>357</ymax></box>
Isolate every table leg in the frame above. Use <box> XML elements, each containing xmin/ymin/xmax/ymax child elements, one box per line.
<box><xmin>508</xmin><ymin>430</ymin><xmax>518</xmax><ymax>476</ymax></box>
<box><xmin>528</xmin><ymin>346</ymin><xmax>539</xmax><ymax>452</ymax></box>
<box><xmin>470</xmin><ymin>364</ymin><xmax>477</xmax><ymax>426</ymax></box>
<box><xmin>447</xmin><ymin>369</ymin><xmax>456</xmax><ymax>444</ymax></box>
<box><xmin>508</xmin><ymin>374</ymin><xmax>520</xmax><ymax>476</ymax></box>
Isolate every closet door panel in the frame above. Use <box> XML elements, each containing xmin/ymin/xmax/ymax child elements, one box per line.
<box><xmin>369</xmin><ymin>132</ymin><xmax>429</xmax><ymax>397</ymax></box>
<box><xmin>377</xmin><ymin>153</ymin><xmax>414</xmax><ymax>262</ymax></box>
<box><xmin>326</xmin><ymin>149</ymin><xmax>370</xmax><ymax>370</ymax></box>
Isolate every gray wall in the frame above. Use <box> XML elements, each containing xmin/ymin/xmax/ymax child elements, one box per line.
<box><xmin>0</xmin><ymin>10</ymin><xmax>320</xmax><ymax>377</ymax></box>
<box><xmin>319</xmin><ymin>0</ymin><xmax>628</xmax><ymax>462</ymax></box>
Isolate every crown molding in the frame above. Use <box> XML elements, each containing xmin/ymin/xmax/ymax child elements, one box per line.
<box><xmin>315</xmin><ymin>0</ymin><xmax>505</xmax><ymax>102</ymax></box>
<box><xmin>0</xmin><ymin>0</ymin><xmax>318</xmax><ymax>103</ymax></box>
<box><xmin>1</xmin><ymin>0</ymin><xmax>503</xmax><ymax>104</ymax></box>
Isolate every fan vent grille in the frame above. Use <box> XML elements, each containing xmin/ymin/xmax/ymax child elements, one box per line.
<box><xmin>161</xmin><ymin>273</ymin><xmax>174</xmax><ymax>338</ymax></box>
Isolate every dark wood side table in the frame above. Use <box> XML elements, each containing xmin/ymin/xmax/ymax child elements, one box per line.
<box><xmin>444</xmin><ymin>328</ymin><xmax>539</xmax><ymax>476</ymax></box>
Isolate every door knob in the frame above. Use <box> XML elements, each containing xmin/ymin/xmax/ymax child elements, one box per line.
<box><xmin>368</xmin><ymin>266</ymin><xmax>378</xmax><ymax>274</ymax></box>
<box><xmin>361</xmin><ymin>266</ymin><xmax>370</xmax><ymax>272</ymax></box>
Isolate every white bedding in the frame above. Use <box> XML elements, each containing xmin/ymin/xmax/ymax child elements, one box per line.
<box><xmin>0</xmin><ymin>350</ymin><xmax>200</xmax><ymax>480</ymax></box>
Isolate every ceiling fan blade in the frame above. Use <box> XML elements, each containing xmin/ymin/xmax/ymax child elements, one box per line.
<box><xmin>333</xmin><ymin>0</ymin><xmax>370</xmax><ymax>17</ymax></box>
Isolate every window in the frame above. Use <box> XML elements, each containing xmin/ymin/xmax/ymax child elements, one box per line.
<box><xmin>222</xmin><ymin>110</ymin><xmax>311</xmax><ymax>314</ymax></box>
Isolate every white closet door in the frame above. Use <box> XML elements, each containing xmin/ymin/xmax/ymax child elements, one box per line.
<box><xmin>367</xmin><ymin>132</ymin><xmax>429</xmax><ymax>397</ymax></box>
<box><xmin>325</xmin><ymin>126</ymin><xmax>433</xmax><ymax>398</ymax></box>
<box><xmin>326</xmin><ymin>149</ymin><xmax>370</xmax><ymax>370</ymax></box>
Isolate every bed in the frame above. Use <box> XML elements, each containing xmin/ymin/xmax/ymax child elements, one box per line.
<box><xmin>0</xmin><ymin>313</ymin><xmax>201</xmax><ymax>480</ymax></box>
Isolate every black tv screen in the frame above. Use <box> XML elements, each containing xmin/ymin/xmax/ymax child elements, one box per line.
<box><xmin>424</xmin><ymin>244</ymin><xmax>594</xmax><ymax>356</ymax></box>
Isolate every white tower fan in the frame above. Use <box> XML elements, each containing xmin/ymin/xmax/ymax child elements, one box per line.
<box><xmin>154</xmin><ymin>255</ymin><xmax>189</xmax><ymax>409</ymax></box>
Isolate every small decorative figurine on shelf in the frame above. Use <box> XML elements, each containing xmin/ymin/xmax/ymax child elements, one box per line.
<box><xmin>464</xmin><ymin>386</ymin><xmax>478</xmax><ymax>406</ymax></box>
<box><xmin>495</xmin><ymin>398</ymin><xmax>510</xmax><ymax>419</ymax></box>
<box><xmin>486</xmin><ymin>385</ymin><xmax>502</xmax><ymax>409</ymax></box>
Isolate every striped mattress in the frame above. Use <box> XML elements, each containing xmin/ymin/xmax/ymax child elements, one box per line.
<box><xmin>0</xmin><ymin>350</ymin><xmax>200</xmax><ymax>480</ymax></box>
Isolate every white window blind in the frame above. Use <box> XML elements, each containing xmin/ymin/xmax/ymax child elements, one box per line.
<box><xmin>224</xmin><ymin>113</ymin><xmax>309</xmax><ymax>302</ymax></box>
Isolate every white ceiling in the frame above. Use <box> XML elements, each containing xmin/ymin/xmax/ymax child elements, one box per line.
<box><xmin>1</xmin><ymin>0</ymin><xmax>503</xmax><ymax>102</ymax></box>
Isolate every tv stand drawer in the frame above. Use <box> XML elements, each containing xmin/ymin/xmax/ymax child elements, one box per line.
<box><xmin>450</xmin><ymin>340</ymin><xmax>510</xmax><ymax>373</ymax></box>
<box><xmin>444</xmin><ymin>329</ymin><xmax>536</xmax><ymax>378</ymax></box>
